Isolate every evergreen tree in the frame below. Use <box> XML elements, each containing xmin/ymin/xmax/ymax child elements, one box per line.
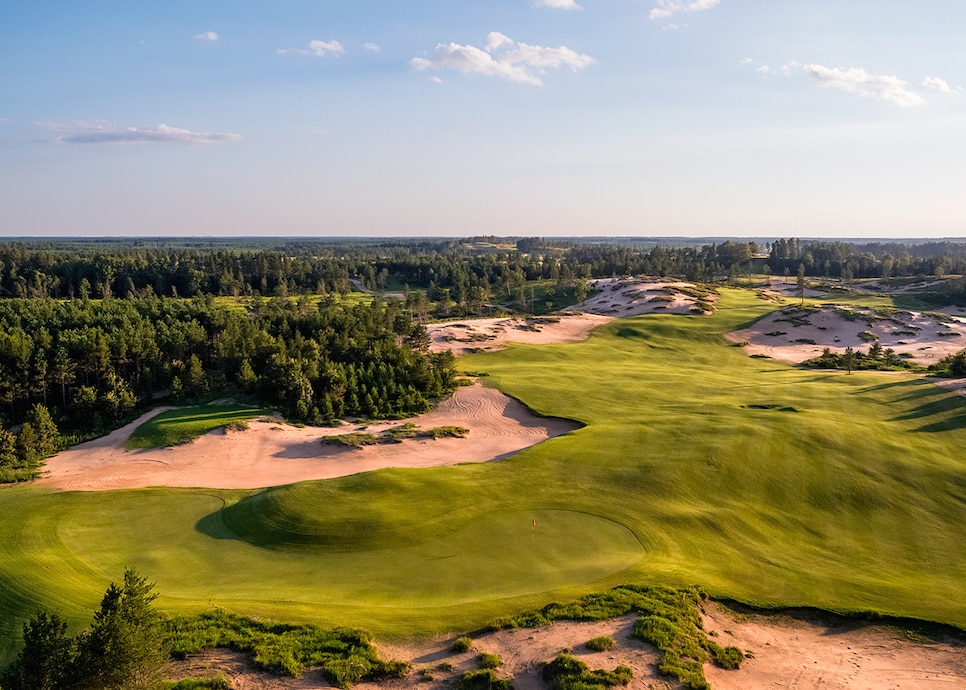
<box><xmin>72</xmin><ymin>569</ymin><xmax>168</xmax><ymax>690</ymax></box>
<box><xmin>3</xmin><ymin>610</ymin><xmax>74</xmax><ymax>690</ymax></box>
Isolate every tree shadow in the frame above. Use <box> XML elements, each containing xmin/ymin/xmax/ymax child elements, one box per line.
<box><xmin>915</xmin><ymin>415</ymin><xmax>966</xmax><ymax>433</ymax></box>
<box><xmin>890</xmin><ymin>394</ymin><xmax>966</xmax><ymax>422</ymax></box>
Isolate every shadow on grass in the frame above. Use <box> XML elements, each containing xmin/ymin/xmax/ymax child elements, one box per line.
<box><xmin>915</xmin><ymin>415</ymin><xmax>966</xmax><ymax>433</ymax></box>
<box><xmin>196</xmin><ymin>510</ymin><xmax>238</xmax><ymax>541</ymax></box>
<box><xmin>891</xmin><ymin>395</ymin><xmax>966</xmax><ymax>422</ymax></box>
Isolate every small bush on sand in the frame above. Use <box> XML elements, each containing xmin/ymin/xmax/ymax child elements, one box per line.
<box><xmin>455</xmin><ymin>669</ymin><xmax>513</xmax><ymax>690</ymax></box>
<box><xmin>478</xmin><ymin>652</ymin><xmax>502</xmax><ymax>669</ymax></box>
<box><xmin>452</xmin><ymin>636</ymin><xmax>473</xmax><ymax>652</ymax></box>
<box><xmin>585</xmin><ymin>635</ymin><xmax>615</xmax><ymax>652</ymax></box>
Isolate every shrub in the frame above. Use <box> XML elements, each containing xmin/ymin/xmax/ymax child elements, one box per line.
<box><xmin>585</xmin><ymin>636</ymin><xmax>615</xmax><ymax>652</ymax></box>
<box><xmin>456</xmin><ymin>669</ymin><xmax>513</xmax><ymax>690</ymax></box>
<box><xmin>542</xmin><ymin>654</ymin><xmax>632</xmax><ymax>690</ymax></box>
<box><xmin>858</xmin><ymin>331</ymin><xmax>878</xmax><ymax>342</ymax></box>
<box><xmin>478</xmin><ymin>652</ymin><xmax>502</xmax><ymax>669</ymax></box>
<box><xmin>452</xmin><ymin>636</ymin><xmax>474</xmax><ymax>652</ymax></box>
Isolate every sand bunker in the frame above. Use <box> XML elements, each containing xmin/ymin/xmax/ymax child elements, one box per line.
<box><xmin>704</xmin><ymin>603</ymin><xmax>966</xmax><ymax>689</ymax></box>
<box><xmin>728</xmin><ymin>304</ymin><xmax>966</xmax><ymax>365</ymax></box>
<box><xmin>39</xmin><ymin>384</ymin><xmax>579</xmax><ymax>492</ymax></box>
<box><xmin>168</xmin><ymin>603</ymin><xmax>966</xmax><ymax>690</ymax></box>
<box><xmin>427</xmin><ymin>314</ymin><xmax>613</xmax><ymax>355</ymax></box>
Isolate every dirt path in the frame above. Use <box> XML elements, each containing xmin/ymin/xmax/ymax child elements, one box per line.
<box><xmin>38</xmin><ymin>384</ymin><xmax>579</xmax><ymax>492</ymax></box>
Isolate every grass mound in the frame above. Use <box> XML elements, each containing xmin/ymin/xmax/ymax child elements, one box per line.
<box><xmin>126</xmin><ymin>405</ymin><xmax>266</xmax><ymax>449</ymax></box>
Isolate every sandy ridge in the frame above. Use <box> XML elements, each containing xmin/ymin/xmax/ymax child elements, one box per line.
<box><xmin>38</xmin><ymin>384</ymin><xmax>579</xmax><ymax>492</ymax></box>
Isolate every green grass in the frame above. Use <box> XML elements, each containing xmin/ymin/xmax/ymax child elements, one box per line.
<box><xmin>2</xmin><ymin>288</ymin><xmax>966</xmax><ymax>666</ymax></box>
<box><xmin>125</xmin><ymin>405</ymin><xmax>268</xmax><ymax>449</ymax></box>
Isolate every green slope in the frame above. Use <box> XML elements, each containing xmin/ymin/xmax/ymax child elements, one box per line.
<box><xmin>1</xmin><ymin>288</ymin><xmax>965</xmax><ymax>665</ymax></box>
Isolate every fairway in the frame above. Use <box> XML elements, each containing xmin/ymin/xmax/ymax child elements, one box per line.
<box><xmin>2</xmin><ymin>288</ymin><xmax>966</xmax><ymax>664</ymax></box>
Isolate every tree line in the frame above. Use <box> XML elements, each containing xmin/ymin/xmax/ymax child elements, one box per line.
<box><xmin>0</xmin><ymin>294</ymin><xmax>456</xmax><ymax>481</ymax></box>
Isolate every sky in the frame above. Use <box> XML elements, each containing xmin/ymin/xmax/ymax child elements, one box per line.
<box><xmin>1</xmin><ymin>1</ymin><xmax>964</xmax><ymax>239</ymax></box>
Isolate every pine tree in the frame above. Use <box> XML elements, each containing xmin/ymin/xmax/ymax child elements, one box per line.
<box><xmin>3</xmin><ymin>610</ymin><xmax>74</xmax><ymax>690</ymax></box>
<box><xmin>72</xmin><ymin>569</ymin><xmax>168</xmax><ymax>690</ymax></box>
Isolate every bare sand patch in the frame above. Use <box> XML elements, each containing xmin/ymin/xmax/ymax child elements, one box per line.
<box><xmin>427</xmin><ymin>314</ymin><xmax>613</xmax><ymax>355</ymax></box>
<box><xmin>38</xmin><ymin>384</ymin><xmax>579</xmax><ymax>492</ymax></box>
<box><xmin>704</xmin><ymin>602</ymin><xmax>966</xmax><ymax>690</ymax></box>
<box><xmin>728</xmin><ymin>305</ymin><xmax>966</xmax><ymax>365</ymax></box>
<box><xmin>568</xmin><ymin>277</ymin><xmax>716</xmax><ymax>317</ymax></box>
<box><xmin>167</xmin><ymin>605</ymin><xmax>966</xmax><ymax>690</ymax></box>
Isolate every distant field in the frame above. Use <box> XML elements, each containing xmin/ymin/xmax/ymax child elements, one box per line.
<box><xmin>1</xmin><ymin>288</ymin><xmax>966</xmax><ymax>665</ymax></box>
<box><xmin>125</xmin><ymin>405</ymin><xmax>267</xmax><ymax>449</ymax></box>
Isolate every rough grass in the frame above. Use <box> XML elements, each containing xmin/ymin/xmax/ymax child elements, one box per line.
<box><xmin>2</xmin><ymin>289</ymin><xmax>966</xmax><ymax>666</ymax></box>
<box><xmin>125</xmin><ymin>405</ymin><xmax>267</xmax><ymax>449</ymax></box>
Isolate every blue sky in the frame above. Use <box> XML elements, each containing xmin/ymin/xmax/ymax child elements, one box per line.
<box><xmin>1</xmin><ymin>1</ymin><xmax>964</xmax><ymax>238</ymax></box>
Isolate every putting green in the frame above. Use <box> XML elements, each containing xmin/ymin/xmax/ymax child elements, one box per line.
<box><xmin>2</xmin><ymin>288</ymin><xmax>966</xmax><ymax>665</ymax></box>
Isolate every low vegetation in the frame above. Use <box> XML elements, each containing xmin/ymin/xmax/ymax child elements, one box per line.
<box><xmin>322</xmin><ymin>425</ymin><xmax>469</xmax><ymax>448</ymax></box>
<box><xmin>495</xmin><ymin>585</ymin><xmax>741</xmax><ymax>690</ymax></box>
<box><xmin>585</xmin><ymin>635</ymin><xmax>615</xmax><ymax>651</ymax></box>
<box><xmin>542</xmin><ymin>654</ymin><xmax>632</xmax><ymax>690</ymax></box>
<box><xmin>166</xmin><ymin>610</ymin><xmax>409</xmax><ymax>684</ymax></box>
<box><xmin>455</xmin><ymin>669</ymin><xmax>513</xmax><ymax>690</ymax></box>
<box><xmin>451</xmin><ymin>636</ymin><xmax>473</xmax><ymax>653</ymax></box>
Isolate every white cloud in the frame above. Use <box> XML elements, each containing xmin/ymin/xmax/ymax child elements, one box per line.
<box><xmin>661</xmin><ymin>23</ymin><xmax>682</xmax><ymax>31</ymax></box>
<box><xmin>756</xmin><ymin>65</ymin><xmax>772</xmax><ymax>76</ymax></box>
<box><xmin>650</xmin><ymin>0</ymin><xmax>719</xmax><ymax>20</ymax></box>
<box><xmin>307</xmin><ymin>127</ymin><xmax>335</xmax><ymax>136</ymax></box>
<box><xmin>803</xmin><ymin>64</ymin><xmax>924</xmax><ymax>106</ymax></box>
<box><xmin>38</xmin><ymin>121</ymin><xmax>242</xmax><ymax>144</ymax></box>
<box><xmin>277</xmin><ymin>39</ymin><xmax>346</xmax><ymax>58</ymax></box>
<box><xmin>533</xmin><ymin>0</ymin><xmax>582</xmax><ymax>10</ymax></box>
<box><xmin>486</xmin><ymin>31</ymin><xmax>516</xmax><ymax>53</ymax></box>
<box><xmin>429</xmin><ymin>76</ymin><xmax>443</xmax><ymax>84</ymax></box>
<box><xmin>411</xmin><ymin>32</ymin><xmax>594</xmax><ymax>85</ymax></box>
<box><xmin>740</xmin><ymin>57</ymin><xmax>753</xmax><ymax>64</ymax></box>
<box><xmin>363</xmin><ymin>42</ymin><xmax>381</xmax><ymax>52</ymax></box>
<box><xmin>194</xmin><ymin>31</ymin><xmax>219</xmax><ymax>42</ymax></box>
<box><xmin>780</xmin><ymin>61</ymin><xmax>799</xmax><ymax>77</ymax></box>
<box><xmin>922</xmin><ymin>76</ymin><xmax>953</xmax><ymax>93</ymax></box>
